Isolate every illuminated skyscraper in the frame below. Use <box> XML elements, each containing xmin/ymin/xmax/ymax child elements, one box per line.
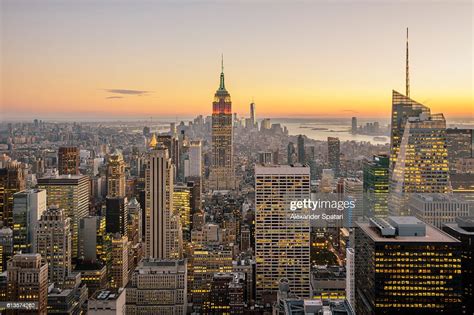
<box><xmin>363</xmin><ymin>155</ymin><xmax>389</xmax><ymax>218</ymax></box>
<box><xmin>106</xmin><ymin>150</ymin><xmax>126</xmax><ymax>198</ymax></box>
<box><xmin>209</xmin><ymin>56</ymin><xmax>235</xmax><ymax>191</ymax></box>
<box><xmin>145</xmin><ymin>144</ymin><xmax>182</xmax><ymax>259</ymax></box>
<box><xmin>35</xmin><ymin>205</ymin><xmax>71</xmax><ymax>286</ymax></box>
<box><xmin>58</xmin><ymin>146</ymin><xmax>80</xmax><ymax>175</ymax></box>
<box><xmin>0</xmin><ymin>160</ymin><xmax>26</xmax><ymax>227</ymax></box>
<box><xmin>389</xmin><ymin>91</ymin><xmax>430</xmax><ymax>173</ymax></box>
<box><xmin>355</xmin><ymin>217</ymin><xmax>462</xmax><ymax>314</ymax></box>
<box><xmin>328</xmin><ymin>137</ymin><xmax>340</xmax><ymax>177</ymax></box>
<box><xmin>389</xmin><ymin>111</ymin><xmax>450</xmax><ymax>215</ymax></box>
<box><xmin>37</xmin><ymin>175</ymin><xmax>89</xmax><ymax>259</ymax></box>
<box><xmin>255</xmin><ymin>165</ymin><xmax>311</xmax><ymax>302</ymax></box>
<box><xmin>443</xmin><ymin>217</ymin><xmax>474</xmax><ymax>315</ymax></box>
<box><xmin>12</xmin><ymin>189</ymin><xmax>46</xmax><ymax>254</ymax></box>
<box><xmin>109</xmin><ymin>234</ymin><xmax>129</xmax><ymax>289</ymax></box>
<box><xmin>173</xmin><ymin>183</ymin><xmax>191</xmax><ymax>241</ymax></box>
<box><xmin>388</xmin><ymin>30</ymin><xmax>450</xmax><ymax>215</ymax></box>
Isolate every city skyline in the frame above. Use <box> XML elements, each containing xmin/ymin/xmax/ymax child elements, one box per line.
<box><xmin>1</xmin><ymin>1</ymin><xmax>472</xmax><ymax>120</ymax></box>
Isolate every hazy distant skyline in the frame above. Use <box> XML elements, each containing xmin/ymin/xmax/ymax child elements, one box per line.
<box><xmin>1</xmin><ymin>0</ymin><xmax>472</xmax><ymax>120</ymax></box>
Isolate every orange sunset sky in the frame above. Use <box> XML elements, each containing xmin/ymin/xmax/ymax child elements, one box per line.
<box><xmin>1</xmin><ymin>1</ymin><xmax>472</xmax><ymax>120</ymax></box>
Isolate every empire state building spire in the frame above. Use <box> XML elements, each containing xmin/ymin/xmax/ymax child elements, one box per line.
<box><xmin>219</xmin><ymin>54</ymin><xmax>226</xmax><ymax>91</ymax></box>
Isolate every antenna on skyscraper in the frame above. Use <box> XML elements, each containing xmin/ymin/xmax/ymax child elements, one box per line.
<box><xmin>406</xmin><ymin>27</ymin><xmax>410</xmax><ymax>97</ymax></box>
<box><xmin>221</xmin><ymin>53</ymin><xmax>224</xmax><ymax>73</ymax></box>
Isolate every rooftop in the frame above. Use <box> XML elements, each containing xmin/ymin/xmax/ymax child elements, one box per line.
<box><xmin>91</xmin><ymin>288</ymin><xmax>124</xmax><ymax>301</ymax></box>
<box><xmin>255</xmin><ymin>164</ymin><xmax>310</xmax><ymax>175</ymax></box>
<box><xmin>359</xmin><ymin>216</ymin><xmax>459</xmax><ymax>243</ymax></box>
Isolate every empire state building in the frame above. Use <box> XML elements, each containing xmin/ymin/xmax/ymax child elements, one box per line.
<box><xmin>209</xmin><ymin>57</ymin><xmax>235</xmax><ymax>191</ymax></box>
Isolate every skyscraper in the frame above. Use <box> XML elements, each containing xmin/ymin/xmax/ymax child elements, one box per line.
<box><xmin>58</xmin><ymin>146</ymin><xmax>80</xmax><ymax>175</ymax></box>
<box><xmin>443</xmin><ymin>217</ymin><xmax>474</xmax><ymax>315</ymax></box>
<box><xmin>297</xmin><ymin>134</ymin><xmax>305</xmax><ymax>164</ymax></box>
<box><xmin>156</xmin><ymin>134</ymin><xmax>180</xmax><ymax>180</ymax></box>
<box><xmin>105</xmin><ymin>196</ymin><xmax>128</xmax><ymax>236</ymax></box>
<box><xmin>250</xmin><ymin>101</ymin><xmax>256</xmax><ymax>128</ymax></box>
<box><xmin>0</xmin><ymin>160</ymin><xmax>26</xmax><ymax>227</ymax></box>
<box><xmin>363</xmin><ymin>155</ymin><xmax>389</xmax><ymax>218</ymax></box>
<box><xmin>389</xmin><ymin>111</ymin><xmax>450</xmax><ymax>214</ymax></box>
<box><xmin>106</xmin><ymin>150</ymin><xmax>126</xmax><ymax>198</ymax></box>
<box><xmin>35</xmin><ymin>205</ymin><xmax>72</xmax><ymax>286</ymax></box>
<box><xmin>355</xmin><ymin>216</ymin><xmax>462</xmax><ymax>314</ymax></box>
<box><xmin>389</xmin><ymin>90</ymin><xmax>430</xmax><ymax>173</ymax></box>
<box><xmin>185</xmin><ymin>140</ymin><xmax>202</xmax><ymax>179</ymax></box>
<box><xmin>12</xmin><ymin>189</ymin><xmax>47</xmax><ymax>254</ymax></box>
<box><xmin>37</xmin><ymin>175</ymin><xmax>89</xmax><ymax>259</ymax></box>
<box><xmin>446</xmin><ymin>128</ymin><xmax>473</xmax><ymax>174</ymax></box>
<box><xmin>145</xmin><ymin>144</ymin><xmax>182</xmax><ymax>259</ymax></box>
<box><xmin>287</xmin><ymin>142</ymin><xmax>296</xmax><ymax>165</ymax></box>
<box><xmin>109</xmin><ymin>234</ymin><xmax>129</xmax><ymax>289</ymax></box>
<box><xmin>173</xmin><ymin>183</ymin><xmax>191</xmax><ymax>241</ymax></box>
<box><xmin>7</xmin><ymin>253</ymin><xmax>49</xmax><ymax>314</ymax></box>
<box><xmin>255</xmin><ymin>165</ymin><xmax>311</xmax><ymax>302</ymax></box>
<box><xmin>0</xmin><ymin>227</ymin><xmax>13</xmax><ymax>272</ymax></box>
<box><xmin>389</xmin><ymin>30</ymin><xmax>430</xmax><ymax>174</ymax></box>
<box><xmin>351</xmin><ymin>117</ymin><xmax>357</xmax><ymax>134</ymax></box>
<box><xmin>327</xmin><ymin>137</ymin><xmax>340</xmax><ymax>177</ymax></box>
<box><xmin>209</xmin><ymin>56</ymin><xmax>235</xmax><ymax>191</ymax></box>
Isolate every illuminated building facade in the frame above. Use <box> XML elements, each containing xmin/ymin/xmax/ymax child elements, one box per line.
<box><xmin>109</xmin><ymin>234</ymin><xmax>129</xmax><ymax>289</ymax></box>
<box><xmin>75</xmin><ymin>262</ymin><xmax>107</xmax><ymax>297</ymax></box>
<box><xmin>389</xmin><ymin>91</ymin><xmax>430</xmax><ymax>174</ymax></box>
<box><xmin>189</xmin><ymin>245</ymin><xmax>233</xmax><ymax>312</ymax></box>
<box><xmin>443</xmin><ymin>217</ymin><xmax>474</xmax><ymax>315</ymax></box>
<box><xmin>106</xmin><ymin>151</ymin><xmax>126</xmax><ymax>197</ymax></box>
<box><xmin>355</xmin><ymin>217</ymin><xmax>462</xmax><ymax>314</ymax></box>
<box><xmin>7</xmin><ymin>254</ymin><xmax>48</xmax><ymax>315</ymax></box>
<box><xmin>0</xmin><ymin>227</ymin><xmax>13</xmax><ymax>273</ymax></box>
<box><xmin>389</xmin><ymin>111</ymin><xmax>450</xmax><ymax>215</ymax></box>
<box><xmin>0</xmin><ymin>161</ymin><xmax>26</xmax><ymax>228</ymax></box>
<box><xmin>209</xmin><ymin>58</ymin><xmax>235</xmax><ymax>191</ymax></box>
<box><xmin>12</xmin><ymin>189</ymin><xmax>46</xmax><ymax>254</ymax></box>
<box><xmin>173</xmin><ymin>183</ymin><xmax>191</xmax><ymax>241</ymax></box>
<box><xmin>37</xmin><ymin>175</ymin><xmax>89</xmax><ymax>260</ymax></box>
<box><xmin>58</xmin><ymin>146</ymin><xmax>80</xmax><ymax>176</ymax></box>
<box><xmin>35</xmin><ymin>206</ymin><xmax>71</xmax><ymax>286</ymax></box>
<box><xmin>363</xmin><ymin>155</ymin><xmax>389</xmax><ymax>218</ymax></box>
<box><xmin>255</xmin><ymin>165</ymin><xmax>311</xmax><ymax>302</ymax></box>
<box><xmin>125</xmin><ymin>259</ymin><xmax>187</xmax><ymax>315</ymax></box>
<box><xmin>208</xmin><ymin>272</ymin><xmax>246</xmax><ymax>314</ymax></box>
